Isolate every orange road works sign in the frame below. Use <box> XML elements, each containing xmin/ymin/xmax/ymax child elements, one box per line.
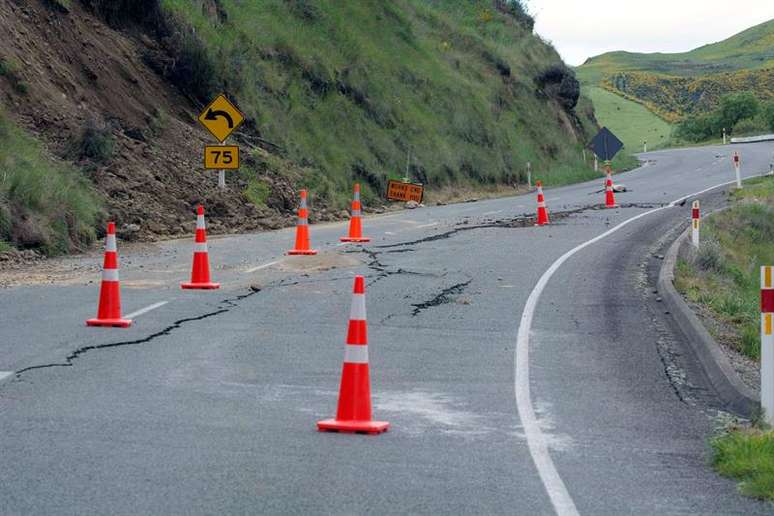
<box><xmin>204</xmin><ymin>146</ymin><xmax>240</xmax><ymax>170</ymax></box>
<box><xmin>387</xmin><ymin>180</ymin><xmax>424</xmax><ymax>203</ymax></box>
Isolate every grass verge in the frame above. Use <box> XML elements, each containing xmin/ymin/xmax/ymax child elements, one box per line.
<box><xmin>0</xmin><ymin>109</ymin><xmax>102</xmax><ymax>255</ymax></box>
<box><xmin>674</xmin><ymin>176</ymin><xmax>774</xmax><ymax>360</ymax></box>
<box><xmin>712</xmin><ymin>426</ymin><xmax>774</xmax><ymax>500</ymax></box>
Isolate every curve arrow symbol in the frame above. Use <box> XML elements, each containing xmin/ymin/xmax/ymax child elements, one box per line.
<box><xmin>205</xmin><ymin>109</ymin><xmax>234</xmax><ymax>128</ymax></box>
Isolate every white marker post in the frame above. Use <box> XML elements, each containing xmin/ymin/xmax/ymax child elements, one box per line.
<box><xmin>722</xmin><ymin>128</ymin><xmax>727</xmax><ymax>145</ymax></box>
<box><xmin>691</xmin><ymin>201</ymin><xmax>700</xmax><ymax>248</ymax></box>
<box><xmin>762</xmin><ymin>266</ymin><xmax>774</xmax><ymax>425</ymax></box>
<box><xmin>594</xmin><ymin>155</ymin><xmax>598</xmax><ymax>173</ymax></box>
<box><xmin>643</xmin><ymin>140</ymin><xmax>647</xmax><ymax>153</ymax></box>
<box><xmin>733</xmin><ymin>152</ymin><xmax>742</xmax><ymax>189</ymax></box>
<box><xmin>527</xmin><ymin>161</ymin><xmax>532</xmax><ymax>190</ymax></box>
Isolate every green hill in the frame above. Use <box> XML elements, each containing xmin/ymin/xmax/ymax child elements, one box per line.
<box><xmin>577</xmin><ymin>18</ymin><xmax>774</xmax><ymax>122</ymax></box>
<box><xmin>578</xmin><ymin>19</ymin><xmax>774</xmax><ymax>84</ymax></box>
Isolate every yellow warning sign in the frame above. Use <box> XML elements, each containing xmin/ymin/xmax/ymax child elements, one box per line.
<box><xmin>204</xmin><ymin>146</ymin><xmax>240</xmax><ymax>170</ymax></box>
<box><xmin>198</xmin><ymin>94</ymin><xmax>245</xmax><ymax>142</ymax></box>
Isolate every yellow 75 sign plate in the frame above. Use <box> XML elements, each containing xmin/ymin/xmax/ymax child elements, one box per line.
<box><xmin>204</xmin><ymin>146</ymin><xmax>240</xmax><ymax>170</ymax></box>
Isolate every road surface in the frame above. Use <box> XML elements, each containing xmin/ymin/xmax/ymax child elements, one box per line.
<box><xmin>1</xmin><ymin>142</ymin><xmax>773</xmax><ymax>514</ymax></box>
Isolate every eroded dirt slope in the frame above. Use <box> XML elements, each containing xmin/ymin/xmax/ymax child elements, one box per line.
<box><xmin>0</xmin><ymin>0</ymin><xmax>303</xmax><ymax>240</ymax></box>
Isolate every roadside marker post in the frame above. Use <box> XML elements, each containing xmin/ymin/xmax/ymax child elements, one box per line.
<box><xmin>733</xmin><ymin>152</ymin><xmax>742</xmax><ymax>189</ymax></box>
<box><xmin>594</xmin><ymin>155</ymin><xmax>598</xmax><ymax>172</ymax></box>
<box><xmin>643</xmin><ymin>140</ymin><xmax>647</xmax><ymax>153</ymax></box>
<box><xmin>527</xmin><ymin>161</ymin><xmax>532</xmax><ymax>190</ymax></box>
<box><xmin>762</xmin><ymin>266</ymin><xmax>774</xmax><ymax>425</ymax></box>
<box><xmin>691</xmin><ymin>201</ymin><xmax>700</xmax><ymax>248</ymax></box>
<box><xmin>722</xmin><ymin>128</ymin><xmax>727</xmax><ymax>145</ymax></box>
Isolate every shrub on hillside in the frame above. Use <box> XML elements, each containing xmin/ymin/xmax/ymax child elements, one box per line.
<box><xmin>718</xmin><ymin>92</ymin><xmax>760</xmax><ymax>132</ymax></box>
<box><xmin>75</xmin><ymin>119</ymin><xmax>114</xmax><ymax>162</ymax></box>
<box><xmin>762</xmin><ymin>101</ymin><xmax>774</xmax><ymax>132</ymax></box>
<box><xmin>733</xmin><ymin>117</ymin><xmax>768</xmax><ymax>137</ymax></box>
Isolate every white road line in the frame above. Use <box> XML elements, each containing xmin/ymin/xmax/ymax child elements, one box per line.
<box><xmin>0</xmin><ymin>371</ymin><xmax>12</xmax><ymax>382</ymax></box>
<box><xmin>483</xmin><ymin>210</ymin><xmax>503</xmax><ymax>215</ymax></box>
<box><xmin>514</xmin><ymin>177</ymin><xmax>744</xmax><ymax>516</ymax></box>
<box><xmin>385</xmin><ymin>231</ymin><xmax>396</xmax><ymax>235</ymax></box>
<box><xmin>124</xmin><ymin>301</ymin><xmax>169</xmax><ymax>320</ymax></box>
<box><xmin>416</xmin><ymin>222</ymin><xmax>439</xmax><ymax>229</ymax></box>
<box><xmin>546</xmin><ymin>197</ymin><xmax>561</xmax><ymax>202</ymax></box>
<box><xmin>245</xmin><ymin>260</ymin><xmax>279</xmax><ymax>273</ymax></box>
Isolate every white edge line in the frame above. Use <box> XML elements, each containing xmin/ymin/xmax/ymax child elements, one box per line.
<box><xmin>515</xmin><ymin>177</ymin><xmax>743</xmax><ymax>516</ymax></box>
<box><xmin>416</xmin><ymin>222</ymin><xmax>439</xmax><ymax>229</ymax></box>
<box><xmin>124</xmin><ymin>301</ymin><xmax>169</xmax><ymax>320</ymax></box>
<box><xmin>245</xmin><ymin>260</ymin><xmax>280</xmax><ymax>274</ymax></box>
<box><xmin>0</xmin><ymin>371</ymin><xmax>12</xmax><ymax>382</ymax></box>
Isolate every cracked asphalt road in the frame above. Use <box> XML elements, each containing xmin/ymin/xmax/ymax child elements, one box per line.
<box><xmin>1</xmin><ymin>142</ymin><xmax>774</xmax><ymax>514</ymax></box>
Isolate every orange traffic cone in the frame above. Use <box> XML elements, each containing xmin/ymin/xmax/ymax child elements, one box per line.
<box><xmin>181</xmin><ymin>205</ymin><xmax>220</xmax><ymax>289</ymax></box>
<box><xmin>318</xmin><ymin>275</ymin><xmax>389</xmax><ymax>435</ymax></box>
<box><xmin>86</xmin><ymin>222</ymin><xmax>132</xmax><ymax>328</ymax></box>
<box><xmin>288</xmin><ymin>190</ymin><xmax>318</xmax><ymax>255</ymax></box>
<box><xmin>536</xmin><ymin>180</ymin><xmax>550</xmax><ymax>226</ymax></box>
<box><xmin>605</xmin><ymin>170</ymin><xmax>618</xmax><ymax>208</ymax></box>
<box><xmin>341</xmin><ymin>183</ymin><xmax>370</xmax><ymax>243</ymax></box>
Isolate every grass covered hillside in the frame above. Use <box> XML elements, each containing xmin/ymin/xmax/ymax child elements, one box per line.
<box><xmin>578</xmin><ymin>19</ymin><xmax>774</xmax><ymax>84</ymax></box>
<box><xmin>159</xmin><ymin>0</ymin><xmax>598</xmax><ymax>206</ymax></box>
<box><xmin>577</xmin><ymin>18</ymin><xmax>774</xmax><ymax>122</ymax></box>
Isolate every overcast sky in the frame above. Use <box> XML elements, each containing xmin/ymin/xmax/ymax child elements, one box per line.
<box><xmin>529</xmin><ymin>0</ymin><xmax>774</xmax><ymax>66</ymax></box>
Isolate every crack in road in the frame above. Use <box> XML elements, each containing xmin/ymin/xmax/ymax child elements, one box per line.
<box><xmin>411</xmin><ymin>280</ymin><xmax>472</xmax><ymax>316</ymax></box>
<box><xmin>376</xmin><ymin>203</ymin><xmax>667</xmax><ymax>249</ymax></box>
<box><xmin>13</xmin><ymin>288</ymin><xmax>263</xmax><ymax>378</ymax></box>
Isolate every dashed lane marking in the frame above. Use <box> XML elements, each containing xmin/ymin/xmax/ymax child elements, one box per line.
<box><xmin>124</xmin><ymin>301</ymin><xmax>169</xmax><ymax>320</ymax></box>
<box><xmin>245</xmin><ymin>260</ymin><xmax>280</xmax><ymax>273</ymax></box>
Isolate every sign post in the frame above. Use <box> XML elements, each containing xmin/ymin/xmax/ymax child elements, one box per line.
<box><xmin>733</xmin><ymin>151</ymin><xmax>742</xmax><ymax>189</ymax></box>
<box><xmin>762</xmin><ymin>266</ymin><xmax>774</xmax><ymax>425</ymax></box>
<box><xmin>198</xmin><ymin>94</ymin><xmax>245</xmax><ymax>190</ymax></box>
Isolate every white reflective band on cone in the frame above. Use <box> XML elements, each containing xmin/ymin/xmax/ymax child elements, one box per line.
<box><xmin>300</xmin><ymin>198</ymin><xmax>307</xmax><ymax>209</ymax></box>
<box><xmin>102</xmin><ymin>268</ymin><xmax>119</xmax><ymax>282</ymax></box>
<box><xmin>344</xmin><ymin>344</ymin><xmax>369</xmax><ymax>364</ymax></box>
<box><xmin>194</xmin><ymin>242</ymin><xmax>208</xmax><ymax>253</ymax></box>
<box><xmin>106</xmin><ymin>235</ymin><xmax>117</xmax><ymax>252</ymax></box>
<box><xmin>538</xmin><ymin>202</ymin><xmax>546</xmax><ymax>208</ymax></box>
<box><xmin>349</xmin><ymin>294</ymin><xmax>366</xmax><ymax>320</ymax></box>
<box><xmin>352</xmin><ymin>209</ymin><xmax>362</xmax><ymax>217</ymax></box>
<box><xmin>297</xmin><ymin>217</ymin><xmax>308</xmax><ymax>225</ymax></box>
<box><xmin>196</xmin><ymin>216</ymin><xmax>206</xmax><ymax>229</ymax></box>
<box><xmin>354</xmin><ymin>192</ymin><xmax>361</xmax><ymax>201</ymax></box>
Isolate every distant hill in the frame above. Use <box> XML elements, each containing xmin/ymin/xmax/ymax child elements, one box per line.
<box><xmin>577</xmin><ymin>18</ymin><xmax>774</xmax><ymax>120</ymax></box>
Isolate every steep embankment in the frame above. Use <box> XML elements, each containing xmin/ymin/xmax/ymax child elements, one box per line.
<box><xmin>0</xmin><ymin>0</ymin><xmax>596</xmax><ymax>254</ymax></box>
<box><xmin>577</xmin><ymin>18</ymin><xmax>774</xmax><ymax>121</ymax></box>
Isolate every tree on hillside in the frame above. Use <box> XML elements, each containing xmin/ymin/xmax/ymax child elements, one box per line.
<box><xmin>719</xmin><ymin>92</ymin><xmax>760</xmax><ymax>133</ymax></box>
